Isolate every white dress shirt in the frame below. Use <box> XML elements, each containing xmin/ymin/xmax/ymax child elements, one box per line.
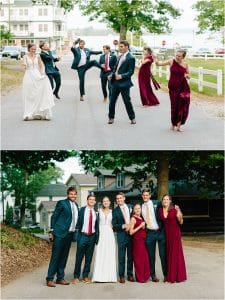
<box><xmin>69</xmin><ymin>201</ymin><xmax>78</xmax><ymax>232</ymax></box>
<box><xmin>142</xmin><ymin>200</ymin><xmax>159</xmax><ymax>230</ymax></box>
<box><xmin>78</xmin><ymin>48</ymin><xmax>87</xmax><ymax>67</ymax></box>
<box><xmin>81</xmin><ymin>206</ymin><xmax>97</xmax><ymax>233</ymax></box>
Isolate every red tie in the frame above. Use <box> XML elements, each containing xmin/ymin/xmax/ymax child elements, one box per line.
<box><xmin>104</xmin><ymin>54</ymin><xmax>109</xmax><ymax>72</ymax></box>
<box><xmin>88</xmin><ymin>209</ymin><xmax>93</xmax><ymax>234</ymax></box>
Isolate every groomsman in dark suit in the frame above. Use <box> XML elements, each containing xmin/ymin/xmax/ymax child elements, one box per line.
<box><xmin>72</xmin><ymin>194</ymin><xmax>99</xmax><ymax>284</ymax></box>
<box><xmin>46</xmin><ymin>187</ymin><xmax>79</xmax><ymax>287</ymax></box>
<box><xmin>108</xmin><ymin>40</ymin><xmax>136</xmax><ymax>125</ymax></box>
<box><xmin>112</xmin><ymin>192</ymin><xmax>134</xmax><ymax>283</ymax></box>
<box><xmin>99</xmin><ymin>45</ymin><xmax>117</xmax><ymax>101</ymax></box>
<box><xmin>71</xmin><ymin>39</ymin><xmax>102</xmax><ymax>101</ymax></box>
<box><xmin>141</xmin><ymin>188</ymin><xmax>167</xmax><ymax>282</ymax></box>
<box><xmin>40</xmin><ymin>41</ymin><xmax>61</xmax><ymax>99</ymax></box>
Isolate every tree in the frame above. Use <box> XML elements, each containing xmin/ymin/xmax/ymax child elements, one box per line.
<box><xmin>0</xmin><ymin>25</ymin><xmax>13</xmax><ymax>43</ymax></box>
<box><xmin>78</xmin><ymin>151</ymin><xmax>224</xmax><ymax>201</ymax></box>
<box><xmin>73</xmin><ymin>0</ymin><xmax>181</xmax><ymax>40</ymax></box>
<box><xmin>1</xmin><ymin>151</ymin><xmax>74</xmax><ymax>225</ymax></box>
<box><xmin>193</xmin><ymin>0</ymin><xmax>225</xmax><ymax>34</ymax></box>
<box><xmin>32</xmin><ymin>0</ymin><xmax>74</xmax><ymax>11</ymax></box>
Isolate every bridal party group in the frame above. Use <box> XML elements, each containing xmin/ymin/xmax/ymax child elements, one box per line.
<box><xmin>22</xmin><ymin>39</ymin><xmax>191</xmax><ymax>132</ymax></box>
<box><xmin>46</xmin><ymin>187</ymin><xmax>187</xmax><ymax>287</ymax></box>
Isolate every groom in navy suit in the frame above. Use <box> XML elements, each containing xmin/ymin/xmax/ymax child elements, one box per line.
<box><xmin>40</xmin><ymin>41</ymin><xmax>61</xmax><ymax>99</ymax></box>
<box><xmin>71</xmin><ymin>38</ymin><xmax>102</xmax><ymax>101</ymax></box>
<box><xmin>112</xmin><ymin>192</ymin><xmax>134</xmax><ymax>283</ymax></box>
<box><xmin>108</xmin><ymin>40</ymin><xmax>136</xmax><ymax>125</ymax></box>
<box><xmin>46</xmin><ymin>187</ymin><xmax>79</xmax><ymax>287</ymax></box>
<box><xmin>72</xmin><ymin>194</ymin><xmax>99</xmax><ymax>284</ymax></box>
<box><xmin>99</xmin><ymin>45</ymin><xmax>117</xmax><ymax>101</ymax></box>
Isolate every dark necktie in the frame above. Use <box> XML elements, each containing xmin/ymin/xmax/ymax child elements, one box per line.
<box><xmin>88</xmin><ymin>209</ymin><xmax>93</xmax><ymax>234</ymax></box>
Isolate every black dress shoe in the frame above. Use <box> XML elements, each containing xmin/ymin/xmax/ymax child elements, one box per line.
<box><xmin>54</xmin><ymin>93</ymin><xmax>60</xmax><ymax>99</ymax></box>
<box><xmin>108</xmin><ymin>119</ymin><xmax>114</xmax><ymax>124</ymax></box>
<box><xmin>131</xmin><ymin>119</ymin><xmax>136</xmax><ymax>124</ymax></box>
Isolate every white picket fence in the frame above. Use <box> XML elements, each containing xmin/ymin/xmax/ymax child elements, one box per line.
<box><xmin>188</xmin><ymin>53</ymin><xmax>225</xmax><ymax>60</ymax></box>
<box><xmin>136</xmin><ymin>59</ymin><xmax>223</xmax><ymax>96</ymax></box>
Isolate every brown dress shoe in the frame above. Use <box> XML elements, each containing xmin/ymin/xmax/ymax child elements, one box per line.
<box><xmin>131</xmin><ymin>119</ymin><xmax>136</xmax><ymax>124</ymax></box>
<box><xmin>119</xmin><ymin>277</ymin><xmax>125</xmax><ymax>283</ymax></box>
<box><xmin>80</xmin><ymin>96</ymin><xmax>84</xmax><ymax>101</ymax></box>
<box><xmin>71</xmin><ymin>278</ymin><xmax>80</xmax><ymax>284</ymax></box>
<box><xmin>56</xmin><ymin>279</ymin><xmax>70</xmax><ymax>285</ymax></box>
<box><xmin>163</xmin><ymin>277</ymin><xmax>167</xmax><ymax>283</ymax></box>
<box><xmin>152</xmin><ymin>277</ymin><xmax>160</xmax><ymax>282</ymax></box>
<box><xmin>82</xmin><ymin>277</ymin><xmax>91</xmax><ymax>283</ymax></box>
<box><xmin>127</xmin><ymin>276</ymin><xmax>135</xmax><ymax>282</ymax></box>
<box><xmin>46</xmin><ymin>280</ymin><xmax>56</xmax><ymax>287</ymax></box>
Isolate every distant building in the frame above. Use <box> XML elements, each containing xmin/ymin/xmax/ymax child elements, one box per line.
<box><xmin>0</xmin><ymin>0</ymin><xmax>67</xmax><ymax>48</ymax></box>
<box><xmin>0</xmin><ymin>191</ymin><xmax>15</xmax><ymax>222</ymax></box>
<box><xmin>65</xmin><ymin>173</ymin><xmax>97</xmax><ymax>207</ymax></box>
<box><xmin>36</xmin><ymin>183</ymin><xmax>67</xmax><ymax>224</ymax></box>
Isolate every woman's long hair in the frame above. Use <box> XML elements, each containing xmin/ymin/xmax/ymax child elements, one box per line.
<box><xmin>162</xmin><ymin>194</ymin><xmax>174</xmax><ymax>211</ymax></box>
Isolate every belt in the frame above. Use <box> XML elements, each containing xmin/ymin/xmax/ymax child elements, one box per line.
<box><xmin>68</xmin><ymin>231</ymin><xmax>75</xmax><ymax>234</ymax></box>
<box><xmin>81</xmin><ymin>232</ymin><xmax>95</xmax><ymax>236</ymax></box>
<box><xmin>147</xmin><ymin>228</ymin><xmax>159</xmax><ymax>232</ymax></box>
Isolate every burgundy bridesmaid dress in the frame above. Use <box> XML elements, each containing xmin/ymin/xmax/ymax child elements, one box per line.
<box><xmin>168</xmin><ymin>59</ymin><xmax>190</xmax><ymax>126</ymax></box>
<box><xmin>132</xmin><ymin>216</ymin><xmax>150</xmax><ymax>283</ymax></box>
<box><xmin>159</xmin><ymin>207</ymin><xmax>187</xmax><ymax>283</ymax></box>
<box><xmin>138</xmin><ymin>55</ymin><xmax>160</xmax><ymax>106</ymax></box>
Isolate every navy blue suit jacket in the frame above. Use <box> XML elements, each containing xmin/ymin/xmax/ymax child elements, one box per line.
<box><xmin>112</xmin><ymin>204</ymin><xmax>132</xmax><ymax>243</ymax></box>
<box><xmin>71</xmin><ymin>46</ymin><xmax>102</xmax><ymax>70</ymax></box>
<box><xmin>40</xmin><ymin>50</ymin><xmax>59</xmax><ymax>74</ymax></box>
<box><xmin>76</xmin><ymin>206</ymin><xmax>99</xmax><ymax>244</ymax></box>
<box><xmin>51</xmin><ymin>199</ymin><xmax>79</xmax><ymax>238</ymax></box>
<box><xmin>111</xmin><ymin>51</ymin><xmax>135</xmax><ymax>89</ymax></box>
<box><xmin>99</xmin><ymin>53</ymin><xmax>117</xmax><ymax>78</ymax></box>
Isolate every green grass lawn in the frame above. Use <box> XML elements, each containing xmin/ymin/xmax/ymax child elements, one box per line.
<box><xmin>0</xmin><ymin>59</ymin><xmax>24</xmax><ymax>96</ymax></box>
<box><xmin>153</xmin><ymin>58</ymin><xmax>224</xmax><ymax>97</ymax></box>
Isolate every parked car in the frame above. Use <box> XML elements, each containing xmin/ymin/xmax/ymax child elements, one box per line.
<box><xmin>214</xmin><ymin>48</ymin><xmax>225</xmax><ymax>54</ymax></box>
<box><xmin>20</xmin><ymin>46</ymin><xmax>28</xmax><ymax>58</ymax></box>
<box><xmin>2</xmin><ymin>46</ymin><xmax>21</xmax><ymax>59</ymax></box>
<box><xmin>129</xmin><ymin>46</ymin><xmax>143</xmax><ymax>55</ymax></box>
<box><xmin>28</xmin><ymin>222</ymin><xmax>40</xmax><ymax>229</ymax></box>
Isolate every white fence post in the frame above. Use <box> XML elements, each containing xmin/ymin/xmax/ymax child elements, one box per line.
<box><xmin>217</xmin><ymin>69</ymin><xmax>223</xmax><ymax>96</ymax></box>
<box><xmin>166</xmin><ymin>66</ymin><xmax>170</xmax><ymax>80</ymax></box>
<box><xmin>159</xmin><ymin>66</ymin><xmax>162</xmax><ymax>78</ymax></box>
<box><xmin>152</xmin><ymin>63</ymin><xmax>156</xmax><ymax>76</ymax></box>
<box><xmin>198</xmin><ymin>67</ymin><xmax>203</xmax><ymax>92</ymax></box>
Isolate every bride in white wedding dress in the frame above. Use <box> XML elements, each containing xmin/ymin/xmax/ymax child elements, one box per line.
<box><xmin>22</xmin><ymin>43</ymin><xmax>55</xmax><ymax>121</ymax></box>
<box><xmin>92</xmin><ymin>197</ymin><xmax>117</xmax><ymax>282</ymax></box>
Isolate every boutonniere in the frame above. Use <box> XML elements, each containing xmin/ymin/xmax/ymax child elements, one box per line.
<box><xmin>129</xmin><ymin>207</ymin><xmax>132</xmax><ymax>214</ymax></box>
<box><xmin>153</xmin><ymin>204</ymin><xmax>157</xmax><ymax>210</ymax></box>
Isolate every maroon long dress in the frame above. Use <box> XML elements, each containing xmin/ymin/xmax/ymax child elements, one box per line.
<box><xmin>132</xmin><ymin>216</ymin><xmax>150</xmax><ymax>283</ymax></box>
<box><xmin>159</xmin><ymin>207</ymin><xmax>187</xmax><ymax>283</ymax></box>
<box><xmin>168</xmin><ymin>59</ymin><xmax>190</xmax><ymax>126</ymax></box>
<box><xmin>138</xmin><ymin>55</ymin><xmax>160</xmax><ymax>106</ymax></box>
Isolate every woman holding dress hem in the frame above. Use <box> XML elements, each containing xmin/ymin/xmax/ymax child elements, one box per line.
<box><xmin>22</xmin><ymin>43</ymin><xmax>54</xmax><ymax>121</ymax></box>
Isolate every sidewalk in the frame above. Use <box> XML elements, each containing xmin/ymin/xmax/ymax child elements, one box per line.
<box><xmin>1</xmin><ymin>243</ymin><xmax>224</xmax><ymax>299</ymax></box>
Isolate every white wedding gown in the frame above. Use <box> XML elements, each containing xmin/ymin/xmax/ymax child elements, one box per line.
<box><xmin>22</xmin><ymin>54</ymin><xmax>55</xmax><ymax>120</ymax></box>
<box><xmin>92</xmin><ymin>209</ymin><xmax>117</xmax><ymax>282</ymax></box>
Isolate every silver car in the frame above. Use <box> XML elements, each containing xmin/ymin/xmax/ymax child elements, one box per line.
<box><xmin>2</xmin><ymin>46</ymin><xmax>21</xmax><ymax>60</ymax></box>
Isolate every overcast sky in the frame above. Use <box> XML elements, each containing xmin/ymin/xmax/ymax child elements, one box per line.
<box><xmin>67</xmin><ymin>0</ymin><xmax>199</xmax><ymax>31</ymax></box>
<box><xmin>55</xmin><ymin>157</ymin><xmax>85</xmax><ymax>183</ymax></box>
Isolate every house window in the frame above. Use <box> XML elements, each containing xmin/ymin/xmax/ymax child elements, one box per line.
<box><xmin>38</xmin><ymin>24</ymin><xmax>42</xmax><ymax>32</ymax></box>
<box><xmin>44</xmin><ymin>24</ymin><xmax>48</xmax><ymax>32</ymax></box>
<box><xmin>98</xmin><ymin>175</ymin><xmax>105</xmax><ymax>189</ymax></box>
<box><xmin>117</xmin><ymin>173</ymin><xmax>125</xmax><ymax>188</ymax></box>
<box><xmin>38</xmin><ymin>8</ymin><xmax>42</xmax><ymax>16</ymax></box>
<box><xmin>1</xmin><ymin>9</ymin><xmax>4</xmax><ymax>17</ymax></box>
<box><xmin>24</xmin><ymin>9</ymin><xmax>28</xmax><ymax>16</ymax></box>
<box><xmin>20</xmin><ymin>24</ymin><xmax>23</xmax><ymax>31</ymax></box>
<box><xmin>19</xmin><ymin>9</ymin><xmax>23</xmax><ymax>16</ymax></box>
<box><xmin>13</xmin><ymin>25</ymin><xmax>17</xmax><ymax>31</ymax></box>
<box><xmin>43</xmin><ymin>8</ymin><xmax>48</xmax><ymax>16</ymax></box>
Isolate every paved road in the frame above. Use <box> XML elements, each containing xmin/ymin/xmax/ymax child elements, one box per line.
<box><xmin>1</xmin><ymin>54</ymin><xmax>224</xmax><ymax>150</ymax></box>
<box><xmin>1</xmin><ymin>243</ymin><xmax>224</xmax><ymax>299</ymax></box>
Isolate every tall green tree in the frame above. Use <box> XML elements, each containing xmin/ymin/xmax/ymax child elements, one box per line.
<box><xmin>193</xmin><ymin>0</ymin><xmax>225</xmax><ymax>35</ymax></box>
<box><xmin>1</xmin><ymin>151</ymin><xmax>74</xmax><ymax>225</ymax></box>
<box><xmin>0</xmin><ymin>25</ymin><xmax>13</xmax><ymax>43</ymax></box>
<box><xmin>73</xmin><ymin>0</ymin><xmax>181</xmax><ymax>40</ymax></box>
<box><xmin>78</xmin><ymin>151</ymin><xmax>224</xmax><ymax>200</ymax></box>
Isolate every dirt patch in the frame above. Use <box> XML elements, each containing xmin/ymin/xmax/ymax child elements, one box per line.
<box><xmin>183</xmin><ymin>235</ymin><xmax>224</xmax><ymax>253</ymax></box>
<box><xmin>1</xmin><ymin>225</ymin><xmax>51</xmax><ymax>286</ymax></box>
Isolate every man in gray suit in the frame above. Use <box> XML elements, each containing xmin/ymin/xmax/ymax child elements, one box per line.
<box><xmin>71</xmin><ymin>39</ymin><xmax>102</xmax><ymax>101</ymax></box>
<box><xmin>46</xmin><ymin>186</ymin><xmax>79</xmax><ymax>287</ymax></box>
